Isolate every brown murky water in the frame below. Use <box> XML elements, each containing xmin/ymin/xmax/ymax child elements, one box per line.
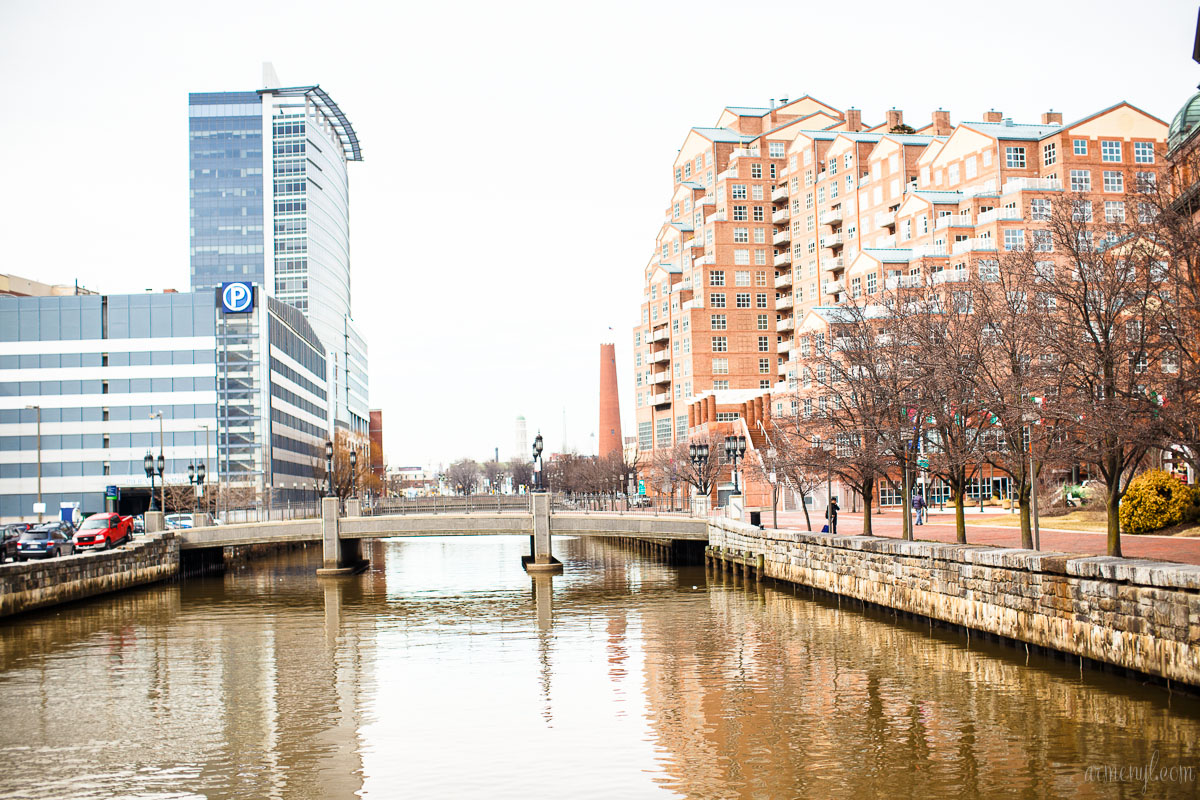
<box><xmin>0</xmin><ymin>535</ymin><xmax>1197</xmax><ymax>799</ymax></box>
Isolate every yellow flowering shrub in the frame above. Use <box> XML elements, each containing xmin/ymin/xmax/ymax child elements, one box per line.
<box><xmin>1120</xmin><ymin>470</ymin><xmax>1194</xmax><ymax>534</ymax></box>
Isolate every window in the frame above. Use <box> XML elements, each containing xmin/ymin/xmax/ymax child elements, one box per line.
<box><xmin>1005</xmin><ymin>147</ymin><xmax>1026</xmax><ymax>168</ymax></box>
<box><xmin>734</xmin><ymin>249</ymin><xmax>750</xmax><ymax>265</ymax></box>
<box><xmin>751</xmin><ymin>163</ymin><xmax>762</xmax><ymax>179</ymax></box>
<box><xmin>1163</xmin><ymin>351</ymin><xmax>1179</xmax><ymax>373</ymax></box>
<box><xmin>1003</xmin><ymin>229</ymin><xmax>1025</xmax><ymax>251</ymax></box>
<box><xmin>1136</xmin><ymin>171</ymin><xmax>1157</xmax><ymax>193</ymax></box>
<box><xmin>756</xmin><ymin>293</ymin><xmax>768</xmax><ymax>308</ymax></box>
<box><xmin>710</xmin><ymin>271</ymin><xmax>725</xmax><ymax>286</ymax></box>
<box><xmin>759</xmin><ymin>357</ymin><xmax>771</xmax><ymax>374</ymax></box>
<box><xmin>733</xmin><ymin>205</ymin><xmax>748</xmax><ymax>221</ymax></box>
<box><xmin>733</xmin><ymin>227</ymin><xmax>749</xmax><ymax>243</ymax></box>
<box><xmin>949</xmin><ymin>163</ymin><xmax>960</xmax><ymax>185</ymax></box>
<box><xmin>1043</xmin><ymin>142</ymin><xmax>1057</xmax><ymax>167</ymax></box>
<box><xmin>735</xmin><ymin>270</ymin><xmax>751</xmax><ymax>286</ymax></box>
<box><xmin>866</xmin><ymin>273</ymin><xmax>877</xmax><ymax>294</ymax></box>
<box><xmin>1070</xmin><ymin>170</ymin><xmax>1091</xmax><ymax>192</ymax></box>
<box><xmin>978</xmin><ymin>260</ymin><xmax>1000</xmax><ymax>282</ymax></box>
<box><xmin>731</xmin><ymin>184</ymin><xmax>747</xmax><ymax>199</ymax></box>
<box><xmin>851</xmin><ymin>276</ymin><xmax>862</xmax><ymax>297</ymax></box>
<box><xmin>755</xmin><ymin>250</ymin><xmax>767</xmax><ymax>265</ymax></box>
<box><xmin>713</xmin><ymin>380</ymin><xmax>729</xmax><ymax>390</ymax></box>
<box><xmin>1030</xmin><ymin>198</ymin><xmax>1051</xmax><ymax>221</ymax></box>
<box><xmin>754</xmin><ymin>206</ymin><xmax>767</xmax><ymax>222</ymax></box>
<box><xmin>1074</xmin><ymin>139</ymin><xmax>1088</xmax><ymax>155</ymax></box>
<box><xmin>1104</xmin><ymin>201</ymin><xmax>1125</xmax><ymax>223</ymax></box>
<box><xmin>1103</xmin><ymin>171</ymin><xmax>1123</xmax><ymax>193</ymax></box>
<box><xmin>710</xmin><ymin>314</ymin><xmax>726</xmax><ymax>330</ymax></box>
<box><xmin>674</xmin><ymin>168</ymin><xmax>682</xmax><ymax>183</ymax></box>
<box><xmin>755</xmin><ymin>271</ymin><xmax>767</xmax><ymax>286</ymax></box>
<box><xmin>1138</xmin><ymin>202</ymin><xmax>1157</xmax><ymax>223</ymax></box>
<box><xmin>769</xmin><ymin>142</ymin><xmax>785</xmax><ymax>159</ymax></box>
<box><xmin>1134</xmin><ymin>142</ymin><xmax>1155</xmax><ymax>164</ymax></box>
<box><xmin>757</xmin><ymin>314</ymin><xmax>768</xmax><ymax>330</ymax></box>
<box><xmin>1101</xmin><ymin>140</ymin><xmax>1122</xmax><ymax>162</ymax></box>
<box><xmin>1072</xmin><ymin>200</ymin><xmax>1093</xmax><ymax>222</ymax></box>
<box><xmin>712</xmin><ymin>336</ymin><xmax>728</xmax><ymax>352</ymax></box>
<box><xmin>1032</xmin><ymin>230</ymin><xmax>1053</xmax><ymax>252</ymax></box>
<box><xmin>736</xmin><ymin>293</ymin><xmax>751</xmax><ymax>308</ymax></box>
<box><xmin>710</xmin><ymin>293</ymin><xmax>726</xmax><ymax>307</ymax></box>
<box><xmin>752</xmin><ymin>185</ymin><xmax>763</xmax><ymax>201</ymax></box>
<box><xmin>712</xmin><ymin>358</ymin><xmax>729</xmax><ymax>374</ymax></box>
<box><xmin>758</xmin><ymin>336</ymin><xmax>770</xmax><ymax>352</ymax></box>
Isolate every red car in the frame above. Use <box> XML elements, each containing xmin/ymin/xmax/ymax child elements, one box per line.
<box><xmin>73</xmin><ymin>513</ymin><xmax>133</xmax><ymax>551</ymax></box>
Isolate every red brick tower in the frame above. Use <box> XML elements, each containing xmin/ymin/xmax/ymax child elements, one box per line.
<box><xmin>598</xmin><ymin>343</ymin><xmax>623</xmax><ymax>457</ymax></box>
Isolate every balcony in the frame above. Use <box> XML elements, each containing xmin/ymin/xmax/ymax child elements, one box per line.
<box><xmin>962</xmin><ymin>180</ymin><xmax>998</xmax><ymax>198</ymax></box>
<box><xmin>977</xmin><ymin>206</ymin><xmax>1024</xmax><ymax>224</ymax></box>
<box><xmin>707</xmin><ymin>212</ymin><xmax>726</xmax><ymax>223</ymax></box>
<box><xmin>729</xmin><ymin>147</ymin><xmax>759</xmax><ymax>161</ymax></box>
<box><xmin>777</xmin><ymin>317</ymin><xmax>795</xmax><ymax>333</ymax></box>
<box><xmin>774</xmin><ymin>252</ymin><xmax>792</xmax><ymax>267</ymax></box>
<box><xmin>930</xmin><ymin>268</ymin><xmax>970</xmax><ymax>285</ymax></box>
<box><xmin>821</xmin><ymin>232</ymin><xmax>844</xmax><ymax>249</ymax></box>
<box><xmin>875</xmin><ymin>234</ymin><xmax>897</xmax><ymax>248</ymax></box>
<box><xmin>911</xmin><ymin>243</ymin><xmax>949</xmax><ymax>258</ymax></box>
<box><xmin>771</xmin><ymin>185</ymin><xmax>789</xmax><ymax>203</ymax></box>
<box><xmin>822</xmin><ymin>280</ymin><xmax>845</xmax><ymax>295</ymax></box>
<box><xmin>826</xmin><ymin>256</ymin><xmax>844</xmax><ymax>270</ymax></box>
<box><xmin>650</xmin><ymin>328</ymin><xmax>670</xmax><ymax>343</ymax></box>
<box><xmin>697</xmin><ymin>195</ymin><xmax>715</xmax><ymax>207</ymax></box>
<box><xmin>776</xmin><ymin>294</ymin><xmax>794</xmax><ymax>310</ymax></box>
<box><xmin>951</xmin><ymin>237</ymin><xmax>997</xmax><ymax>255</ymax></box>
<box><xmin>935</xmin><ymin>213</ymin><xmax>972</xmax><ymax>230</ymax></box>
<box><xmin>651</xmin><ymin>392</ymin><xmax>671</xmax><ymax>406</ymax></box>
<box><xmin>816</xmin><ymin>170</ymin><xmax>827</xmax><ymax>183</ymax></box>
<box><xmin>774</xmin><ymin>271</ymin><xmax>793</xmax><ymax>289</ymax></box>
<box><xmin>1002</xmin><ymin>177</ymin><xmax>1063</xmax><ymax>195</ymax></box>
<box><xmin>875</xmin><ymin>209</ymin><xmax>896</xmax><ymax>228</ymax></box>
<box><xmin>648</xmin><ymin>350</ymin><xmax>670</xmax><ymax>364</ymax></box>
<box><xmin>777</xmin><ymin>339</ymin><xmax>794</xmax><ymax>354</ymax></box>
<box><xmin>772</xmin><ymin>207</ymin><xmax>791</xmax><ymax>224</ymax></box>
<box><xmin>819</xmin><ymin>207</ymin><xmax>843</xmax><ymax>226</ymax></box>
<box><xmin>716</xmin><ymin>168</ymin><xmax>734</xmax><ymax>182</ymax></box>
<box><xmin>652</xmin><ymin>371</ymin><xmax>670</xmax><ymax>385</ymax></box>
<box><xmin>885</xmin><ymin>274</ymin><xmax>923</xmax><ymax>290</ymax></box>
<box><xmin>773</xmin><ymin>228</ymin><xmax>791</xmax><ymax>245</ymax></box>
<box><xmin>858</xmin><ymin>173</ymin><xmax>871</xmax><ymax>186</ymax></box>
<box><xmin>695</xmin><ymin>254</ymin><xmax>713</xmax><ymax>267</ymax></box>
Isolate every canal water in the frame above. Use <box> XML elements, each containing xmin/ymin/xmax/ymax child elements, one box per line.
<box><xmin>1</xmin><ymin>535</ymin><xmax>1198</xmax><ymax>799</ymax></box>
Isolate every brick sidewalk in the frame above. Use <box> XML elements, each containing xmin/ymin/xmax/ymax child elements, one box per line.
<box><xmin>765</xmin><ymin>509</ymin><xmax>1200</xmax><ymax>566</ymax></box>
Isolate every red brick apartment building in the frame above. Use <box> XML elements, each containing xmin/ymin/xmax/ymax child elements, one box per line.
<box><xmin>632</xmin><ymin>97</ymin><xmax>1168</xmax><ymax>511</ymax></box>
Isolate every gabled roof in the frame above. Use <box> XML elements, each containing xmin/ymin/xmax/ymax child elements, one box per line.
<box><xmin>691</xmin><ymin>127</ymin><xmax>757</xmax><ymax>144</ymax></box>
<box><xmin>724</xmin><ymin>106</ymin><xmax>772</xmax><ymax>117</ymax></box>
<box><xmin>960</xmin><ymin>121</ymin><xmax>1062</xmax><ymax>140</ymax></box>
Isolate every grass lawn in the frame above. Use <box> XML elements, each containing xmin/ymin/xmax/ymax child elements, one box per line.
<box><xmin>963</xmin><ymin>508</ymin><xmax>1200</xmax><ymax>537</ymax></box>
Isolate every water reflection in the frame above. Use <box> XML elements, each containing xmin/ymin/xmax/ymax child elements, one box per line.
<box><xmin>0</xmin><ymin>536</ymin><xmax>1196</xmax><ymax>799</ymax></box>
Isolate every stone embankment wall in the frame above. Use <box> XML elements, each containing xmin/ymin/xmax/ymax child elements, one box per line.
<box><xmin>708</xmin><ymin>520</ymin><xmax>1200</xmax><ymax>686</ymax></box>
<box><xmin>0</xmin><ymin>533</ymin><xmax>178</xmax><ymax>618</ymax></box>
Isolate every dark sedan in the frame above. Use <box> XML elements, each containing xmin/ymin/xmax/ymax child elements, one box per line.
<box><xmin>1</xmin><ymin>524</ymin><xmax>29</xmax><ymax>562</ymax></box>
<box><xmin>16</xmin><ymin>524</ymin><xmax>76</xmax><ymax>561</ymax></box>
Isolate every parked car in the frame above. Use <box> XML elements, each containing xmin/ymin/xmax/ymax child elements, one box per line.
<box><xmin>73</xmin><ymin>513</ymin><xmax>134</xmax><ymax>551</ymax></box>
<box><xmin>132</xmin><ymin>516</ymin><xmax>145</xmax><ymax>534</ymax></box>
<box><xmin>164</xmin><ymin>513</ymin><xmax>194</xmax><ymax>530</ymax></box>
<box><xmin>16</xmin><ymin>525</ymin><xmax>75</xmax><ymax>561</ymax></box>
<box><xmin>1</xmin><ymin>524</ymin><xmax>28</xmax><ymax>562</ymax></box>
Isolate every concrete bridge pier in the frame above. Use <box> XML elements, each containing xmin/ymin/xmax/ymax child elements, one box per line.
<box><xmin>522</xmin><ymin>492</ymin><xmax>563</xmax><ymax>574</ymax></box>
<box><xmin>317</xmin><ymin>497</ymin><xmax>369</xmax><ymax>576</ymax></box>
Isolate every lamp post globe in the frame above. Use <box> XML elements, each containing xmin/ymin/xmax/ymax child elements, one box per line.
<box><xmin>145</xmin><ymin>452</ymin><xmax>157</xmax><ymax>512</ymax></box>
<box><xmin>188</xmin><ymin>463</ymin><xmax>195</xmax><ymax>484</ymax></box>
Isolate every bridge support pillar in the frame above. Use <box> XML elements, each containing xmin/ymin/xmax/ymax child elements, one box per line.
<box><xmin>317</xmin><ymin>497</ymin><xmax>368</xmax><ymax>576</ymax></box>
<box><xmin>145</xmin><ymin>511</ymin><xmax>165</xmax><ymax>533</ymax></box>
<box><xmin>345</xmin><ymin>499</ymin><xmax>362</xmax><ymax>517</ymax></box>
<box><xmin>522</xmin><ymin>491</ymin><xmax>562</xmax><ymax>573</ymax></box>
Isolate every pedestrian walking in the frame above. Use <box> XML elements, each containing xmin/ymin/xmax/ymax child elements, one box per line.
<box><xmin>825</xmin><ymin>497</ymin><xmax>839</xmax><ymax>535</ymax></box>
<box><xmin>913</xmin><ymin>491</ymin><xmax>927</xmax><ymax>526</ymax></box>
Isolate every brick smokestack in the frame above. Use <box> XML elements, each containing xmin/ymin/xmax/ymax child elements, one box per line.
<box><xmin>1041</xmin><ymin>110</ymin><xmax>1063</xmax><ymax>125</ymax></box>
<box><xmin>983</xmin><ymin>109</ymin><xmax>1003</xmax><ymax>123</ymax></box>
<box><xmin>931</xmin><ymin>109</ymin><xmax>951</xmax><ymax>136</ymax></box>
<box><xmin>885</xmin><ymin>108</ymin><xmax>903</xmax><ymax>130</ymax></box>
<box><xmin>598</xmin><ymin>343</ymin><xmax>623</xmax><ymax>457</ymax></box>
<box><xmin>845</xmin><ymin>108</ymin><xmax>862</xmax><ymax>132</ymax></box>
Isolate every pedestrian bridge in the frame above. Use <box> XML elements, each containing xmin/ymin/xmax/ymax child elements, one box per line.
<box><xmin>177</xmin><ymin>496</ymin><xmax>709</xmax><ymax>574</ymax></box>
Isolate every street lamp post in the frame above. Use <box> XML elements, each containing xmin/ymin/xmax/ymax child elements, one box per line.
<box><xmin>25</xmin><ymin>405</ymin><xmax>42</xmax><ymax>522</ymax></box>
<box><xmin>349</xmin><ymin>449</ymin><xmax>358</xmax><ymax>499</ymax></box>
<box><xmin>325</xmin><ymin>440</ymin><xmax>334</xmax><ymax>497</ymax></box>
<box><xmin>532</xmin><ymin>432</ymin><xmax>545</xmax><ymax>491</ymax></box>
<box><xmin>151</xmin><ymin>411</ymin><xmax>165</xmax><ymax>512</ymax></box>
<box><xmin>689</xmin><ymin>442</ymin><xmax>710</xmax><ymax>512</ymax></box>
<box><xmin>144</xmin><ymin>453</ymin><xmax>158</xmax><ymax>512</ymax></box>
<box><xmin>723</xmin><ymin>435</ymin><xmax>747</xmax><ymax>494</ymax></box>
<box><xmin>188</xmin><ymin>464</ymin><xmax>196</xmax><ymax>515</ymax></box>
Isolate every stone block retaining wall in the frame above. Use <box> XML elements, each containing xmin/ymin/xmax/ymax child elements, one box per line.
<box><xmin>0</xmin><ymin>533</ymin><xmax>178</xmax><ymax>618</ymax></box>
<box><xmin>708</xmin><ymin>520</ymin><xmax>1200</xmax><ymax>686</ymax></box>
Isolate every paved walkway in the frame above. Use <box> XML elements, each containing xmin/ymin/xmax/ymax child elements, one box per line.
<box><xmin>762</xmin><ymin>507</ymin><xmax>1200</xmax><ymax>566</ymax></box>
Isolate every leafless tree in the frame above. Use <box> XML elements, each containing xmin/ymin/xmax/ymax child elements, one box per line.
<box><xmin>507</xmin><ymin>459</ymin><xmax>534</xmax><ymax>493</ymax></box>
<box><xmin>445</xmin><ymin>459</ymin><xmax>480</xmax><ymax>494</ymax></box>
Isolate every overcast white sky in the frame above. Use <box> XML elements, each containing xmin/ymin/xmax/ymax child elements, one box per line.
<box><xmin>1</xmin><ymin>0</ymin><xmax>1196</xmax><ymax>469</ymax></box>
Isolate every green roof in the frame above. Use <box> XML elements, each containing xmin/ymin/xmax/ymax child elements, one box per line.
<box><xmin>1169</xmin><ymin>90</ymin><xmax>1200</xmax><ymax>154</ymax></box>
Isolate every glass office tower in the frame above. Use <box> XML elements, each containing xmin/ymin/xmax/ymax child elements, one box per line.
<box><xmin>188</xmin><ymin>81</ymin><xmax>370</xmax><ymax>439</ymax></box>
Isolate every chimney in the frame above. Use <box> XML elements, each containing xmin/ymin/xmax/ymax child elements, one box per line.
<box><xmin>931</xmin><ymin>109</ymin><xmax>951</xmax><ymax>136</ymax></box>
<box><xmin>983</xmin><ymin>109</ymin><xmax>1003</xmax><ymax>123</ymax></box>
<box><xmin>770</xmin><ymin>98</ymin><xmax>776</xmax><ymax>110</ymax></box>
<box><xmin>1041</xmin><ymin>109</ymin><xmax>1063</xmax><ymax>125</ymax></box>
<box><xmin>885</xmin><ymin>108</ymin><xmax>904</xmax><ymax>130</ymax></box>
<box><xmin>845</xmin><ymin>108</ymin><xmax>863</xmax><ymax>132</ymax></box>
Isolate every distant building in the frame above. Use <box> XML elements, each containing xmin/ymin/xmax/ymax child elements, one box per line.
<box><xmin>514</xmin><ymin>415</ymin><xmax>528</xmax><ymax>462</ymax></box>
<box><xmin>0</xmin><ymin>274</ymin><xmax>95</xmax><ymax>297</ymax></box>
<box><xmin>0</xmin><ymin>284</ymin><xmax>328</xmax><ymax>521</ymax></box>
<box><xmin>369</xmin><ymin>409</ymin><xmax>384</xmax><ymax>479</ymax></box>
<box><xmin>188</xmin><ymin>65</ymin><xmax>369</xmax><ymax>440</ymax></box>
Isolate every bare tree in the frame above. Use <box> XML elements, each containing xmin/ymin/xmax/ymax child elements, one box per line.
<box><xmin>764</xmin><ymin>402</ymin><xmax>828</xmax><ymax>531</ymax></box>
<box><xmin>508</xmin><ymin>459</ymin><xmax>533</xmax><ymax>493</ymax></box>
<box><xmin>482</xmin><ymin>460</ymin><xmax>504</xmax><ymax>492</ymax></box>
<box><xmin>445</xmin><ymin>459</ymin><xmax>480</xmax><ymax>494</ymax></box>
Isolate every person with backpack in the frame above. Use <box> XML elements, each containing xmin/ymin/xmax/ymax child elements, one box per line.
<box><xmin>825</xmin><ymin>497</ymin><xmax>839</xmax><ymax>534</ymax></box>
<box><xmin>913</xmin><ymin>491</ymin><xmax>927</xmax><ymax>526</ymax></box>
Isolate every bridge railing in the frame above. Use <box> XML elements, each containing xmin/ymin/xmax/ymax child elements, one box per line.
<box><xmin>367</xmin><ymin>495</ymin><xmax>532</xmax><ymax>516</ymax></box>
<box><xmin>551</xmin><ymin>493</ymin><xmax>699</xmax><ymax>517</ymax></box>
